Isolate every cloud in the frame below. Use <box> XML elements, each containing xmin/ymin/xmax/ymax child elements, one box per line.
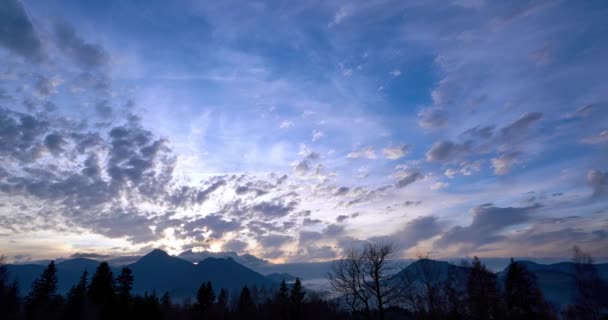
<box><xmin>581</xmin><ymin>130</ymin><xmax>608</xmax><ymax>144</ymax></box>
<box><xmin>418</xmin><ymin>108</ymin><xmax>447</xmax><ymax>128</ymax></box>
<box><xmin>184</xmin><ymin>214</ymin><xmax>241</xmax><ymax>239</ymax></box>
<box><xmin>250</xmin><ymin>200</ymin><xmax>298</xmax><ymax>219</ymax></box>
<box><xmin>370</xmin><ymin>216</ymin><xmax>442</xmax><ymax>252</ymax></box>
<box><xmin>393</xmin><ymin>169</ymin><xmax>423</xmax><ymax>188</ymax></box>
<box><xmin>438</xmin><ymin>204</ymin><xmax>535</xmax><ymax>248</ymax></box>
<box><xmin>54</xmin><ymin>22</ymin><xmax>109</xmax><ymax>68</ymax></box>
<box><xmin>390</xmin><ymin>69</ymin><xmax>401</xmax><ymax>77</ymax></box>
<box><xmin>425</xmin><ymin>140</ymin><xmax>470</xmax><ymax>162</ymax></box>
<box><xmin>312</xmin><ymin>129</ymin><xmax>324</xmax><ymax>142</ymax></box>
<box><xmin>347</xmin><ymin>146</ymin><xmax>376</xmax><ymax>159</ymax></box>
<box><xmin>222</xmin><ymin>238</ymin><xmax>248</xmax><ymax>253</ymax></box>
<box><xmin>279</xmin><ymin>120</ymin><xmax>294</xmax><ymax>129</ymax></box>
<box><xmin>491</xmin><ymin>152</ymin><xmax>520</xmax><ymax>175</ymax></box>
<box><xmin>499</xmin><ymin>112</ymin><xmax>543</xmax><ymax>143</ymax></box>
<box><xmin>0</xmin><ymin>0</ymin><xmax>44</xmax><ymax>61</ymax></box>
<box><xmin>382</xmin><ymin>145</ymin><xmax>410</xmax><ymax>160</ymax></box>
<box><xmin>587</xmin><ymin>169</ymin><xmax>608</xmax><ymax>199</ymax></box>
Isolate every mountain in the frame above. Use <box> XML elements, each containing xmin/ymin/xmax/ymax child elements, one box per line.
<box><xmin>5</xmin><ymin>249</ymin><xmax>278</xmax><ymax>299</ymax></box>
<box><xmin>497</xmin><ymin>260</ymin><xmax>608</xmax><ymax>307</ymax></box>
<box><xmin>392</xmin><ymin>259</ymin><xmax>608</xmax><ymax>309</ymax></box>
<box><xmin>177</xmin><ymin>249</ymin><xmax>269</xmax><ymax>269</ymax></box>
<box><xmin>128</xmin><ymin>249</ymin><xmax>196</xmax><ymax>297</ymax></box>
<box><xmin>266</xmin><ymin>273</ymin><xmax>298</xmax><ymax>283</ymax></box>
<box><xmin>6</xmin><ymin>257</ymin><xmax>110</xmax><ymax>296</ymax></box>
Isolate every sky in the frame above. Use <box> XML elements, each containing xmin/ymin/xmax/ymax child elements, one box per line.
<box><xmin>0</xmin><ymin>0</ymin><xmax>607</xmax><ymax>264</ymax></box>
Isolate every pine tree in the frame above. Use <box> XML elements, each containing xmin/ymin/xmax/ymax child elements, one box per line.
<box><xmin>25</xmin><ymin>261</ymin><xmax>61</xmax><ymax>320</ymax></box>
<box><xmin>238</xmin><ymin>286</ymin><xmax>256</xmax><ymax>319</ymax></box>
<box><xmin>89</xmin><ymin>262</ymin><xmax>115</xmax><ymax>304</ymax></box>
<box><xmin>504</xmin><ymin>259</ymin><xmax>554</xmax><ymax>320</ymax></box>
<box><xmin>277</xmin><ymin>279</ymin><xmax>290</xmax><ymax>319</ymax></box>
<box><xmin>65</xmin><ymin>270</ymin><xmax>89</xmax><ymax>320</ymax></box>
<box><xmin>217</xmin><ymin>288</ymin><xmax>229</xmax><ymax>316</ymax></box>
<box><xmin>115</xmin><ymin>267</ymin><xmax>134</xmax><ymax>300</ymax></box>
<box><xmin>196</xmin><ymin>280</ymin><xmax>216</xmax><ymax>315</ymax></box>
<box><xmin>466</xmin><ymin>257</ymin><xmax>502</xmax><ymax>320</ymax></box>
<box><xmin>290</xmin><ymin>278</ymin><xmax>306</xmax><ymax>320</ymax></box>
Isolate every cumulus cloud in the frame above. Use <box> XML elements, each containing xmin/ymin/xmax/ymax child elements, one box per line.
<box><xmin>382</xmin><ymin>144</ymin><xmax>410</xmax><ymax>160</ymax></box>
<box><xmin>347</xmin><ymin>146</ymin><xmax>376</xmax><ymax>159</ymax></box>
<box><xmin>425</xmin><ymin>140</ymin><xmax>470</xmax><ymax>162</ymax></box>
<box><xmin>393</xmin><ymin>169</ymin><xmax>423</xmax><ymax>188</ymax></box>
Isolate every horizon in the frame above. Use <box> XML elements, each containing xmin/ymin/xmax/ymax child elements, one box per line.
<box><xmin>1</xmin><ymin>0</ymin><xmax>608</xmax><ymax>264</ymax></box>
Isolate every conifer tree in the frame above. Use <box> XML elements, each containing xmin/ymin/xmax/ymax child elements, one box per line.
<box><xmin>238</xmin><ymin>286</ymin><xmax>256</xmax><ymax>319</ymax></box>
<box><xmin>25</xmin><ymin>261</ymin><xmax>61</xmax><ymax>320</ymax></box>
<box><xmin>466</xmin><ymin>257</ymin><xmax>502</xmax><ymax>320</ymax></box>
<box><xmin>65</xmin><ymin>270</ymin><xmax>89</xmax><ymax>320</ymax></box>
<box><xmin>290</xmin><ymin>278</ymin><xmax>306</xmax><ymax>320</ymax></box>
<box><xmin>504</xmin><ymin>259</ymin><xmax>554</xmax><ymax>320</ymax></box>
<box><xmin>196</xmin><ymin>280</ymin><xmax>216</xmax><ymax>315</ymax></box>
<box><xmin>88</xmin><ymin>262</ymin><xmax>115</xmax><ymax>304</ymax></box>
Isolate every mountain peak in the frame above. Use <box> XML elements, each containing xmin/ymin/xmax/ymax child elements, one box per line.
<box><xmin>144</xmin><ymin>249</ymin><xmax>170</xmax><ymax>258</ymax></box>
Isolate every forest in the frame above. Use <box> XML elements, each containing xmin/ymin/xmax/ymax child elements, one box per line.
<box><xmin>1</xmin><ymin>243</ymin><xmax>606</xmax><ymax>320</ymax></box>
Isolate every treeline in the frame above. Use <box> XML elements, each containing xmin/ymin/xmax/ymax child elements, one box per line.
<box><xmin>328</xmin><ymin>243</ymin><xmax>608</xmax><ymax>320</ymax></box>
<box><xmin>2</xmin><ymin>245</ymin><xmax>607</xmax><ymax>320</ymax></box>
<box><xmin>0</xmin><ymin>258</ymin><xmax>346</xmax><ymax>320</ymax></box>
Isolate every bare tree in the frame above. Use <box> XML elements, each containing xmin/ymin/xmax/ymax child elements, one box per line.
<box><xmin>564</xmin><ymin>246</ymin><xmax>608</xmax><ymax>320</ymax></box>
<box><xmin>396</xmin><ymin>253</ymin><xmax>449</xmax><ymax>320</ymax></box>
<box><xmin>328</xmin><ymin>241</ymin><xmax>400</xmax><ymax>320</ymax></box>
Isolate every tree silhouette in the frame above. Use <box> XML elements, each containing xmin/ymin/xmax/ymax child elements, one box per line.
<box><xmin>0</xmin><ymin>256</ymin><xmax>20</xmax><ymax>320</ymax></box>
<box><xmin>504</xmin><ymin>259</ymin><xmax>554</xmax><ymax>320</ymax></box>
<box><xmin>563</xmin><ymin>246</ymin><xmax>608</xmax><ymax>320</ymax></box>
<box><xmin>65</xmin><ymin>270</ymin><xmax>89</xmax><ymax>320</ymax></box>
<box><xmin>25</xmin><ymin>261</ymin><xmax>62</xmax><ymax>320</ymax></box>
<box><xmin>115</xmin><ymin>267</ymin><xmax>133</xmax><ymax>300</ymax></box>
<box><xmin>196</xmin><ymin>280</ymin><xmax>215</xmax><ymax>317</ymax></box>
<box><xmin>89</xmin><ymin>262</ymin><xmax>115</xmax><ymax>304</ymax></box>
<box><xmin>238</xmin><ymin>286</ymin><xmax>257</xmax><ymax>319</ymax></box>
<box><xmin>466</xmin><ymin>257</ymin><xmax>502</xmax><ymax>320</ymax></box>
<box><xmin>291</xmin><ymin>278</ymin><xmax>306</xmax><ymax>320</ymax></box>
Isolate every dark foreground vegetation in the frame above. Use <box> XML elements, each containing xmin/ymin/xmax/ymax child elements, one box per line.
<box><xmin>1</xmin><ymin>244</ymin><xmax>607</xmax><ymax>320</ymax></box>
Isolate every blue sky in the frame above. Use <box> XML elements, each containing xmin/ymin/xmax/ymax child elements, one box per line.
<box><xmin>0</xmin><ymin>0</ymin><xmax>607</xmax><ymax>263</ymax></box>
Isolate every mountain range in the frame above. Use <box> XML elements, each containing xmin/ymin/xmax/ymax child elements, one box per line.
<box><xmin>5</xmin><ymin>250</ymin><xmax>608</xmax><ymax>308</ymax></box>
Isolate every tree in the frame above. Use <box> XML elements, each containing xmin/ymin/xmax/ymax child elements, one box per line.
<box><xmin>398</xmin><ymin>255</ymin><xmax>449</xmax><ymax>319</ymax></box>
<box><xmin>216</xmin><ymin>288</ymin><xmax>229</xmax><ymax>318</ymax></box>
<box><xmin>276</xmin><ymin>279</ymin><xmax>290</xmax><ymax>319</ymax></box>
<box><xmin>563</xmin><ymin>246</ymin><xmax>608</xmax><ymax>320</ymax></box>
<box><xmin>89</xmin><ymin>262</ymin><xmax>115</xmax><ymax>304</ymax></box>
<box><xmin>328</xmin><ymin>242</ymin><xmax>399</xmax><ymax>319</ymax></box>
<box><xmin>196</xmin><ymin>281</ymin><xmax>215</xmax><ymax>316</ymax></box>
<box><xmin>115</xmin><ymin>267</ymin><xmax>134</xmax><ymax>301</ymax></box>
<box><xmin>504</xmin><ymin>259</ymin><xmax>555</xmax><ymax>320</ymax></box>
<box><xmin>65</xmin><ymin>270</ymin><xmax>89</xmax><ymax>320</ymax></box>
<box><xmin>290</xmin><ymin>278</ymin><xmax>306</xmax><ymax>320</ymax></box>
<box><xmin>0</xmin><ymin>255</ymin><xmax>20</xmax><ymax>319</ymax></box>
<box><xmin>466</xmin><ymin>257</ymin><xmax>502</xmax><ymax>320</ymax></box>
<box><xmin>25</xmin><ymin>261</ymin><xmax>62</xmax><ymax>320</ymax></box>
<box><xmin>237</xmin><ymin>286</ymin><xmax>256</xmax><ymax>319</ymax></box>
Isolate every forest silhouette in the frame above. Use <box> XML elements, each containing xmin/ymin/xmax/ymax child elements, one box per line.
<box><xmin>1</xmin><ymin>244</ymin><xmax>607</xmax><ymax>320</ymax></box>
